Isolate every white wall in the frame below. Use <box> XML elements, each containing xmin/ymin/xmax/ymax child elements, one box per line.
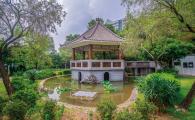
<box><xmin>71</xmin><ymin>70</ymin><xmax>124</xmax><ymax>82</ymax></box>
<box><xmin>174</xmin><ymin>55</ymin><xmax>195</xmax><ymax>76</ymax></box>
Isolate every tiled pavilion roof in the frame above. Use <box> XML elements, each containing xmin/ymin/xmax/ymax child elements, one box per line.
<box><xmin>63</xmin><ymin>22</ymin><xmax>123</xmax><ymax>48</ymax></box>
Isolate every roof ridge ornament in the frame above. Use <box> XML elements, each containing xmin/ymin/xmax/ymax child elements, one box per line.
<box><xmin>96</xmin><ymin>18</ymin><xmax>102</xmax><ymax>24</ymax></box>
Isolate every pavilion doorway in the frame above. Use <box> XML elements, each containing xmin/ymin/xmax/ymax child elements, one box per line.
<box><xmin>104</xmin><ymin>72</ymin><xmax>109</xmax><ymax>81</ymax></box>
<box><xmin>78</xmin><ymin>72</ymin><xmax>82</xmax><ymax>83</ymax></box>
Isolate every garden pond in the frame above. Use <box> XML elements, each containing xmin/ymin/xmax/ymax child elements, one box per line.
<box><xmin>43</xmin><ymin>76</ymin><xmax>135</xmax><ymax>107</ymax></box>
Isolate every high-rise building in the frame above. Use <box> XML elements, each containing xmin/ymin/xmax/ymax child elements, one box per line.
<box><xmin>106</xmin><ymin>18</ymin><xmax>126</xmax><ymax>31</ymax></box>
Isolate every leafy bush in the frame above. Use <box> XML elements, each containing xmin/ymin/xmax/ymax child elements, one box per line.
<box><xmin>157</xmin><ymin>68</ymin><xmax>178</xmax><ymax>76</ymax></box>
<box><xmin>42</xmin><ymin>101</ymin><xmax>56</xmax><ymax>120</ymax></box>
<box><xmin>57</xmin><ymin>87</ymin><xmax>72</xmax><ymax>94</ymax></box>
<box><xmin>132</xmin><ymin>99</ymin><xmax>157</xmax><ymax>120</ymax></box>
<box><xmin>102</xmin><ymin>81</ymin><xmax>117</xmax><ymax>93</ymax></box>
<box><xmin>0</xmin><ymin>96</ymin><xmax>7</xmax><ymax>115</ymax></box>
<box><xmin>24</xmin><ymin>69</ymin><xmax>37</xmax><ymax>82</ymax></box>
<box><xmin>138</xmin><ymin>73</ymin><xmax>180</xmax><ymax>110</ymax></box>
<box><xmin>11</xmin><ymin>77</ymin><xmax>36</xmax><ymax>91</ymax></box>
<box><xmin>63</xmin><ymin>69</ymin><xmax>71</xmax><ymax>75</ymax></box>
<box><xmin>97</xmin><ymin>99</ymin><xmax>116</xmax><ymax>120</ymax></box>
<box><xmin>12</xmin><ymin>89</ymin><xmax>38</xmax><ymax>108</ymax></box>
<box><xmin>55</xmin><ymin>106</ymin><xmax>64</xmax><ymax>120</ymax></box>
<box><xmin>35</xmin><ymin>69</ymin><xmax>54</xmax><ymax>80</ymax></box>
<box><xmin>115</xmin><ymin>109</ymin><xmax>142</xmax><ymax>120</ymax></box>
<box><xmin>3</xmin><ymin>100</ymin><xmax>28</xmax><ymax>120</ymax></box>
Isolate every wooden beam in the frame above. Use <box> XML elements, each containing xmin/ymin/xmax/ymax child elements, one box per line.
<box><xmin>72</xmin><ymin>48</ymin><xmax>76</xmax><ymax>60</ymax></box>
<box><xmin>88</xmin><ymin>45</ymin><xmax>93</xmax><ymax>59</ymax></box>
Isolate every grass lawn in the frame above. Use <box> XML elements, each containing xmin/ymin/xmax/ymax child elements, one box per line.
<box><xmin>0</xmin><ymin>80</ymin><xmax>7</xmax><ymax>98</ymax></box>
<box><xmin>167</xmin><ymin>76</ymin><xmax>195</xmax><ymax>120</ymax></box>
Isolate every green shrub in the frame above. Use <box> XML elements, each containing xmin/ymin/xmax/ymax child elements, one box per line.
<box><xmin>3</xmin><ymin>100</ymin><xmax>28</xmax><ymax>120</ymax></box>
<box><xmin>133</xmin><ymin>99</ymin><xmax>157</xmax><ymax>120</ymax></box>
<box><xmin>63</xmin><ymin>69</ymin><xmax>71</xmax><ymax>75</ymax></box>
<box><xmin>115</xmin><ymin>109</ymin><xmax>142</xmax><ymax>120</ymax></box>
<box><xmin>11</xmin><ymin>77</ymin><xmax>36</xmax><ymax>91</ymax></box>
<box><xmin>24</xmin><ymin>69</ymin><xmax>37</xmax><ymax>82</ymax></box>
<box><xmin>102</xmin><ymin>81</ymin><xmax>117</xmax><ymax>93</ymax></box>
<box><xmin>157</xmin><ymin>68</ymin><xmax>178</xmax><ymax>76</ymax></box>
<box><xmin>0</xmin><ymin>96</ymin><xmax>7</xmax><ymax>115</ymax></box>
<box><xmin>55</xmin><ymin>106</ymin><xmax>64</xmax><ymax>120</ymax></box>
<box><xmin>35</xmin><ymin>69</ymin><xmax>54</xmax><ymax>80</ymax></box>
<box><xmin>12</xmin><ymin>89</ymin><xmax>38</xmax><ymax>108</ymax></box>
<box><xmin>138</xmin><ymin>73</ymin><xmax>180</xmax><ymax>110</ymax></box>
<box><xmin>97</xmin><ymin>99</ymin><xmax>116</xmax><ymax>120</ymax></box>
<box><xmin>42</xmin><ymin>101</ymin><xmax>56</xmax><ymax>120</ymax></box>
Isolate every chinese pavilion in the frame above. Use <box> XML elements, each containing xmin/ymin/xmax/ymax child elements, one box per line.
<box><xmin>64</xmin><ymin>19</ymin><xmax>125</xmax><ymax>83</ymax></box>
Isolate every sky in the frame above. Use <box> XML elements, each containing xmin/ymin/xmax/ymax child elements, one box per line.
<box><xmin>51</xmin><ymin>0</ymin><xmax>127</xmax><ymax>51</ymax></box>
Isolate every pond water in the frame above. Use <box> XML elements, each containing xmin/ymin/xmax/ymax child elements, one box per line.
<box><xmin>43</xmin><ymin>76</ymin><xmax>135</xmax><ymax>107</ymax></box>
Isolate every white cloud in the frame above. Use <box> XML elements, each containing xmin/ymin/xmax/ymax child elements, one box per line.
<box><xmin>52</xmin><ymin>0</ymin><xmax>126</xmax><ymax>51</ymax></box>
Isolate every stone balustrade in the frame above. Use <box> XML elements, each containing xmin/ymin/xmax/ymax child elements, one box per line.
<box><xmin>70</xmin><ymin>60</ymin><xmax>125</xmax><ymax>70</ymax></box>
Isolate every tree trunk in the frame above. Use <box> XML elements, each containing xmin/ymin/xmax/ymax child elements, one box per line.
<box><xmin>180</xmin><ymin>82</ymin><xmax>195</xmax><ymax>109</ymax></box>
<box><xmin>0</xmin><ymin>58</ymin><xmax>14</xmax><ymax>96</ymax></box>
<box><xmin>154</xmin><ymin>60</ymin><xmax>158</xmax><ymax>72</ymax></box>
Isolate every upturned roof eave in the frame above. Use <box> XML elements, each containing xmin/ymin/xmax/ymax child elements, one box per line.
<box><xmin>63</xmin><ymin>39</ymin><xmax>122</xmax><ymax>49</ymax></box>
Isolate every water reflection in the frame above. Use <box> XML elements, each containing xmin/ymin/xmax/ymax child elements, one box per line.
<box><xmin>44</xmin><ymin>76</ymin><xmax>135</xmax><ymax>107</ymax></box>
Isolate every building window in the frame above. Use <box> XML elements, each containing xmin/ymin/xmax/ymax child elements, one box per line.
<box><xmin>183</xmin><ymin>62</ymin><xmax>188</xmax><ymax>68</ymax></box>
<box><xmin>183</xmin><ymin>62</ymin><xmax>194</xmax><ymax>68</ymax></box>
<box><xmin>174</xmin><ymin>61</ymin><xmax>181</xmax><ymax>66</ymax></box>
<box><xmin>188</xmin><ymin>62</ymin><xmax>194</xmax><ymax>68</ymax></box>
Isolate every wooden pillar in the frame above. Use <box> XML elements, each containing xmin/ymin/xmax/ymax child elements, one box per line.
<box><xmin>118</xmin><ymin>50</ymin><xmax>123</xmax><ymax>59</ymax></box>
<box><xmin>88</xmin><ymin>45</ymin><xmax>93</xmax><ymax>59</ymax></box>
<box><xmin>72</xmin><ymin>48</ymin><xmax>76</xmax><ymax>60</ymax></box>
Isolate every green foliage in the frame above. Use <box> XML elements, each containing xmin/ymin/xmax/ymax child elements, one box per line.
<box><xmin>115</xmin><ymin>109</ymin><xmax>143</xmax><ymax>120</ymax></box>
<box><xmin>3</xmin><ymin>100</ymin><xmax>28</xmax><ymax>120</ymax></box>
<box><xmin>132</xmin><ymin>99</ymin><xmax>157</xmax><ymax>120</ymax></box>
<box><xmin>8</xmin><ymin>32</ymin><xmax>54</xmax><ymax>70</ymax></box>
<box><xmin>102</xmin><ymin>81</ymin><xmax>118</xmax><ymax>93</ymax></box>
<box><xmin>63</xmin><ymin>69</ymin><xmax>71</xmax><ymax>75</ymax></box>
<box><xmin>66</xmin><ymin>34</ymin><xmax>80</xmax><ymax>42</ymax></box>
<box><xmin>0</xmin><ymin>96</ymin><xmax>7</xmax><ymax>115</ymax></box>
<box><xmin>57</xmin><ymin>87</ymin><xmax>72</xmax><ymax>94</ymax></box>
<box><xmin>88</xmin><ymin>18</ymin><xmax>104</xmax><ymax>29</ymax></box>
<box><xmin>138</xmin><ymin>73</ymin><xmax>180</xmax><ymax>110</ymax></box>
<box><xmin>157</xmin><ymin>68</ymin><xmax>178</xmax><ymax>76</ymax></box>
<box><xmin>42</xmin><ymin>101</ymin><xmax>56</xmax><ymax>120</ymax></box>
<box><xmin>140</xmin><ymin>38</ymin><xmax>194</xmax><ymax>67</ymax></box>
<box><xmin>12</xmin><ymin>89</ymin><xmax>39</xmax><ymax>108</ymax></box>
<box><xmin>24</xmin><ymin>69</ymin><xmax>37</xmax><ymax>82</ymax></box>
<box><xmin>34</xmin><ymin>69</ymin><xmax>54</xmax><ymax>80</ymax></box>
<box><xmin>97</xmin><ymin>99</ymin><xmax>116</xmax><ymax>120</ymax></box>
<box><xmin>55</xmin><ymin>106</ymin><xmax>64</xmax><ymax>120</ymax></box>
<box><xmin>50</xmin><ymin>52</ymin><xmax>64</xmax><ymax>68</ymax></box>
<box><xmin>11</xmin><ymin>77</ymin><xmax>36</xmax><ymax>91</ymax></box>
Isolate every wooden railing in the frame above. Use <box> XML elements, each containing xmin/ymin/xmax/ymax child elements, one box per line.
<box><xmin>125</xmin><ymin>61</ymin><xmax>155</xmax><ymax>68</ymax></box>
<box><xmin>70</xmin><ymin>60</ymin><xmax>125</xmax><ymax>70</ymax></box>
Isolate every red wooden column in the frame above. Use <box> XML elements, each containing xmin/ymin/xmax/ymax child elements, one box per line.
<box><xmin>88</xmin><ymin>45</ymin><xmax>93</xmax><ymax>59</ymax></box>
<box><xmin>72</xmin><ymin>48</ymin><xmax>76</xmax><ymax>60</ymax></box>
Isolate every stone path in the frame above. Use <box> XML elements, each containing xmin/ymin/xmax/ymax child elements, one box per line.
<box><xmin>117</xmin><ymin>88</ymin><xmax>138</xmax><ymax>111</ymax></box>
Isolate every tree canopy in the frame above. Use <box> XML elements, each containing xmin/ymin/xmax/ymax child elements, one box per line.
<box><xmin>0</xmin><ymin>0</ymin><xmax>66</xmax><ymax>95</ymax></box>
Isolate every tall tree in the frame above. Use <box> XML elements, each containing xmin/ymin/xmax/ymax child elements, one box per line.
<box><xmin>66</xmin><ymin>34</ymin><xmax>80</xmax><ymax>42</ymax></box>
<box><xmin>0</xmin><ymin>0</ymin><xmax>66</xmax><ymax>96</ymax></box>
<box><xmin>121</xmin><ymin>0</ymin><xmax>195</xmax><ymax>33</ymax></box>
<box><xmin>122</xmin><ymin>13</ymin><xmax>177</xmax><ymax>70</ymax></box>
<box><xmin>87</xmin><ymin>18</ymin><xmax>104</xmax><ymax>29</ymax></box>
<box><xmin>24</xmin><ymin>32</ymin><xmax>53</xmax><ymax>69</ymax></box>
